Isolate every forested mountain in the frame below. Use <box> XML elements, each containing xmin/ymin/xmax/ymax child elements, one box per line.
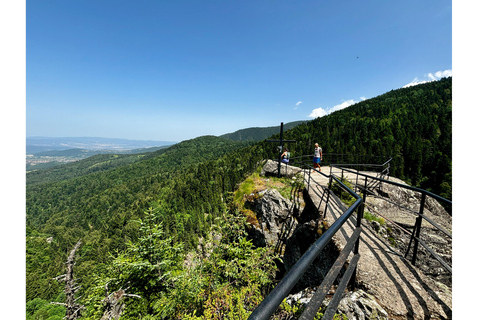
<box><xmin>219</xmin><ymin>120</ymin><xmax>306</xmax><ymax>141</ymax></box>
<box><xmin>26</xmin><ymin>78</ymin><xmax>452</xmax><ymax>319</ymax></box>
<box><xmin>26</xmin><ymin>136</ymin><xmax>263</xmax><ymax>308</ymax></box>
<box><xmin>259</xmin><ymin>77</ymin><xmax>452</xmax><ymax>199</ymax></box>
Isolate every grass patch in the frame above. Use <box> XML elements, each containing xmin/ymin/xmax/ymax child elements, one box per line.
<box><xmin>363</xmin><ymin>211</ymin><xmax>385</xmax><ymax>225</ymax></box>
<box><xmin>232</xmin><ymin>168</ymin><xmax>305</xmax><ymax>225</ymax></box>
<box><xmin>330</xmin><ymin>177</ymin><xmax>357</xmax><ymax>206</ymax></box>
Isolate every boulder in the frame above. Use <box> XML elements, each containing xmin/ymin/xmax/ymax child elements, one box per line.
<box><xmin>248</xmin><ymin>189</ymin><xmax>298</xmax><ymax>247</ymax></box>
<box><xmin>260</xmin><ymin>159</ymin><xmax>302</xmax><ymax>178</ymax></box>
<box><xmin>282</xmin><ymin>288</ymin><xmax>388</xmax><ymax>320</ymax></box>
<box><xmin>335</xmin><ymin>290</ymin><xmax>389</xmax><ymax>320</ymax></box>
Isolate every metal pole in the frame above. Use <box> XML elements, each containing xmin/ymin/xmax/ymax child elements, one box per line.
<box><xmin>266</xmin><ymin>122</ymin><xmax>294</xmax><ymax>178</ymax></box>
<box><xmin>355</xmin><ymin>170</ymin><xmax>359</xmax><ymax>194</ymax></box>
<box><xmin>348</xmin><ymin>178</ymin><xmax>366</xmax><ymax>292</ymax></box>
<box><xmin>277</xmin><ymin>122</ymin><xmax>283</xmax><ymax>177</ymax></box>
<box><xmin>411</xmin><ymin>192</ymin><xmax>426</xmax><ymax>266</ymax></box>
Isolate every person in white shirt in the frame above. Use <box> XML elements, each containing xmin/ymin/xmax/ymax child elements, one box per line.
<box><xmin>313</xmin><ymin>143</ymin><xmax>323</xmax><ymax>171</ymax></box>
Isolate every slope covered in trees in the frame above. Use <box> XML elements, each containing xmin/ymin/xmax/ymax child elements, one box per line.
<box><xmin>220</xmin><ymin>120</ymin><xmax>305</xmax><ymax>141</ymax></box>
<box><xmin>26</xmin><ymin>137</ymin><xmax>257</xmax><ymax>296</ymax></box>
<box><xmin>26</xmin><ymin>78</ymin><xmax>452</xmax><ymax>319</ymax></box>
<box><xmin>260</xmin><ymin>77</ymin><xmax>452</xmax><ymax>199</ymax></box>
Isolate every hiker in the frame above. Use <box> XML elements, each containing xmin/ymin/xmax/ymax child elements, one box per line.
<box><xmin>313</xmin><ymin>143</ymin><xmax>323</xmax><ymax>171</ymax></box>
<box><xmin>281</xmin><ymin>148</ymin><xmax>290</xmax><ymax>163</ymax></box>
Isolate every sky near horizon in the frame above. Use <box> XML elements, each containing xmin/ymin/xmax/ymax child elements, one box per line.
<box><xmin>25</xmin><ymin>0</ymin><xmax>453</xmax><ymax>142</ymax></box>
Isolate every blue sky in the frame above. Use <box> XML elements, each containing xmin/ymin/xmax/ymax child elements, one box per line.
<box><xmin>23</xmin><ymin>0</ymin><xmax>453</xmax><ymax>142</ymax></box>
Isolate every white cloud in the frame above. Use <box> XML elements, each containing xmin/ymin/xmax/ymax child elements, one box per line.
<box><xmin>294</xmin><ymin>101</ymin><xmax>302</xmax><ymax>110</ymax></box>
<box><xmin>403</xmin><ymin>69</ymin><xmax>452</xmax><ymax>88</ymax></box>
<box><xmin>403</xmin><ymin>77</ymin><xmax>429</xmax><ymax>88</ymax></box>
<box><xmin>308</xmin><ymin>107</ymin><xmax>328</xmax><ymax>118</ymax></box>
<box><xmin>308</xmin><ymin>98</ymin><xmax>363</xmax><ymax>119</ymax></box>
<box><xmin>331</xmin><ymin>99</ymin><xmax>357</xmax><ymax>112</ymax></box>
<box><xmin>429</xmin><ymin>69</ymin><xmax>452</xmax><ymax>80</ymax></box>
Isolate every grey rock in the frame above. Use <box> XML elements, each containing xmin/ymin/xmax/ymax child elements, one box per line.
<box><xmin>250</xmin><ymin>189</ymin><xmax>297</xmax><ymax>247</ymax></box>
<box><xmin>336</xmin><ymin>290</ymin><xmax>389</xmax><ymax>320</ymax></box>
<box><xmin>260</xmin><ymin>159</ymin><xmax>302</xmax><ymax>178</ymax></box>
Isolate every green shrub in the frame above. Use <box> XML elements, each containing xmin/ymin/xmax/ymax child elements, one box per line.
<box><xmin>363</xmin><ymin>211</ymin><xmax>385</xmax><ymax>225</ymax></box>
<box><xmin>26</xmin><ymin>298</ymin><xmax>65</xmax><ymax>320</ymax></box>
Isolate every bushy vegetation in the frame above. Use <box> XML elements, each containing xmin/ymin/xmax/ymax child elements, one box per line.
<box><xmin>76</xmin><ymin>207</ymin><xmax>277</xmax><ymax>319</ymax></box>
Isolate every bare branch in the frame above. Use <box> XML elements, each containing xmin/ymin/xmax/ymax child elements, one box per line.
<box><xmin>100</xmin><ymin>287</ymin><xmax>141</xmax><ymax>320</ymax></box>
<box><xmin>52</xmin><ymin>240</ymin><xmax>84</xmax><ymax>320</ymax></box>
<box><xmin>50</xmin><ymin>302</ymin><xmax>67</xmax><ymax>306</ymax></box>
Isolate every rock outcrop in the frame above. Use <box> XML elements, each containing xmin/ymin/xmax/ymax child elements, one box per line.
<box><xmin>283</xmin><ymin>288</ymin><xmax>389</xmax><ymax>320</ymax></box>
<box><xmin>248</xmin><ymin>161</ymin><xmax>341</xmax><ymax>293</ymax></box>
<box><xmin>247</xmin><ymin>188</ymin><xmax>298</xmax><ymax>248</ymax></box>
<box><xmin>260</xmin><ymin>159</ymin><xmax>302</xmax><ymax>178</ymax></box>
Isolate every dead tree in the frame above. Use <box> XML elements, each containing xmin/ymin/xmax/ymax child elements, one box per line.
<box><xmin>52</xmin><ymin>240</ymin><xmax>85</xmax><ymax>320</ymax></box>
<box><xmin>100</xmin><ymin>283</ymin><xmax>141</xmax><ymax>320</ymax></box>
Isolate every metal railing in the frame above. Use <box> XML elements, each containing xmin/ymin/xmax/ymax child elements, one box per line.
<box><xmin>248</xmin><ymin>160</ymin><xmax>365</xmax><ymax>320</ymax></box>
<box><xmin>330</xmin><ymin>165</ymin><xmax>452</xmax><ymax>274</ymax></box>
<box><xmin>250</xmin><ymin>155</ymin><xmax>451</xmax><ymax>319</ymax></box>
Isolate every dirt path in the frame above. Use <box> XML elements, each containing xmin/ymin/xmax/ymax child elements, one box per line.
<box><xmin>306</xmin><ymin>168</ymin><xmax>452</xmax><ymax>320</ymax></box>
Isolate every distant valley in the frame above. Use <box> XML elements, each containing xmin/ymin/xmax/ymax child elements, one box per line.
<box><xmin>26</xmin><ymin>121</ymin><xmax>306</xmax><ymax>171</ymax></box>
<box><xmin>26</xmin><ymin>137</ymin><xmax>176</xmax><ymax>171</ymax></box>
<box><xmin>26</xmin><ymin>136</ymin><xmax>176</xmax><ymax>153</ymax></box>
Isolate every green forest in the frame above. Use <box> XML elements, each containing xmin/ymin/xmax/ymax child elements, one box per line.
<box><xmin>26</xmin><ymin>77</ymin><xmax>452</xmax><ymax>319</ymax></box>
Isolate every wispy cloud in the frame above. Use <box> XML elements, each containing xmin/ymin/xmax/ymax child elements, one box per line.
<box><xmin>331</xmin><ymin>99</ymin><xmax>357</xmax><ymax>112</ymax></box>
<box><xmin>308</xmin><ymin>98</ymin><xmax>365</xmax><ymax>119</ymax></box>
<box><xmin>403</xmin><ymin>69</ymin><xmax>452</xmax><ymax>88</ymax></box>
<box><xmin>294</xmin><ymin>101</ymin><xmax>302</xmax><ymax>110</ymax></box>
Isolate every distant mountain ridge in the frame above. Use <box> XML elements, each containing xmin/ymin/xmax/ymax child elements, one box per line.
<box><xmin>219</xmin><ymin>120</ymin><xmax>307</xmax><ymax>141</ymax></box>
<box><xmin>26</xmin><ymin>136</ymin><xmax>176</xmax><ymax>154</ymax></box>
<box><xmin>27</xmin><ymin>121</ymin><xmax>306</xmax><ymax>154</ymax></box>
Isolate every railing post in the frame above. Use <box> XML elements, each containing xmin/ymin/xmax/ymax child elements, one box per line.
<box><xmin>355</xmin><ymin>170</ymin><xmax>359</xmax><ymax>194</ymax></box>
<box><xmin>307</xmin><ymin>169</ymin><xmax>311</xmax><ymax>193</ymax></box>
<box><xmin>411</xmin><ymin>192</ymin><xmax>426</xmax><ymax>266</ymax></box>
<box><xmin>325</xmin><ymin>176</ymin><xmax>332</xmax><ymax>209</ymax></box>
<box><xmin>348</xmin><ymin>178</ymin><xmax>366</xmax><ymax>291</ymax></box>
<box><xmin>363</xmin><ymin>176</ymin><xmax>368</xmax><ymax>206</ymax></box>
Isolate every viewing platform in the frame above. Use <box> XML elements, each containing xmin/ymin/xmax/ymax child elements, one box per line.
<box><xmin>306</xmin><ymin>168</ymin><xmax>452</xmax><ymax>319</ymax></box>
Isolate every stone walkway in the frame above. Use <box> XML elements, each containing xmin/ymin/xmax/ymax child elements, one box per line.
<box><xmin>305</xmin><ymin>168</ymin><xmax>452</xmax><ymax>320</ymax></box>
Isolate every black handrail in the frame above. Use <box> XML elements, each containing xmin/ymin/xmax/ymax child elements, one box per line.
<box><xmin>248</xmin><ymin>163</ymin><xmax>364</xmax><ymax>320</ymax></box>
<box><xmin>330</xmin><ymin>165</ymin><xmax>452</xmax><ymax>273</ymax></box>
<box><xmin>251</xmin><ymin>156</ymin><xmax>451</xmax><ymax>319</ymax></box>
